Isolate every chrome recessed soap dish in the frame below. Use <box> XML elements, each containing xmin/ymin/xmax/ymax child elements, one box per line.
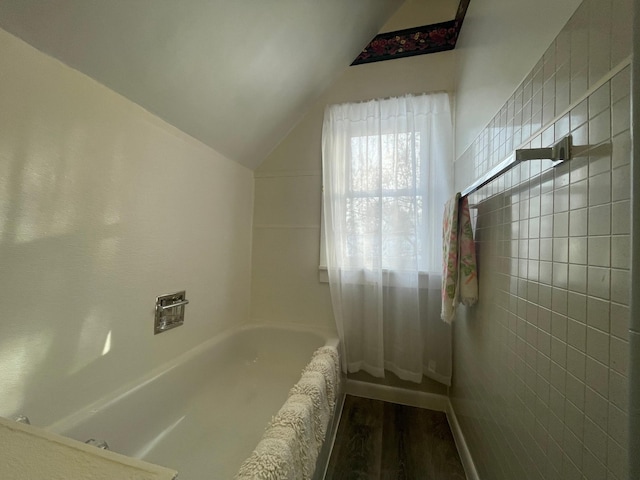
<box><xmin>154</xmin><ymin>291</ymin><xmax>189</xmax><ymax>334</ymax></box>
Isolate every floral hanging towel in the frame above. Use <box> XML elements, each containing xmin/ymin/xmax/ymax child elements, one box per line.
<box><xmin>458</xmin><ymin>196</ymin><xmax>478</xmax><ymax>307</ymax></box>
<box><xmin>441</xmin><ymin>193</ymin><xmax>460</xmax><ymax>323</ymax></box>
<box><xmin>441</xmin><ymin>194</ymin><xmax>478</xmax><ymax>323</ymax></box>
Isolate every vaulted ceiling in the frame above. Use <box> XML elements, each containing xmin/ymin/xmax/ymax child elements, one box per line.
<box><xmin>0</xmin><ymin>1</ymin><xmax>465</xmax><ymax>170</ymax></box>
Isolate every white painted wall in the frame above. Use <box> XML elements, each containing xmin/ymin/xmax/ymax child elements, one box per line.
<box><xmin>0</xmin><ymin>28</ymin><xmax>254</xmax><ymax>426</ymax></box>
<box><xmin>454</xmin><ymin>0</ymin><xmax>582</xmax><ymax>157</ymax></box>
<box><xmin>629</xmin><ymin>1</ymin><xmax>640</xmax><ymax>477</ymax></box>
<box><xmin>251</xmin><ymin>50</ymin><xmax>455</xmax><ymax>331</ymax></box>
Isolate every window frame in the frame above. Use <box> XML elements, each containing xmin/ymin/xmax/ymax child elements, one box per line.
<box><xmin>320</xmin><ymin>126</ymin><xmax>430</xmax><ymax>281</ymax></box>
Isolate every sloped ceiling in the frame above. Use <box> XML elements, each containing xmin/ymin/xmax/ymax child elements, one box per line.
<box><xmin>379</xmin><ymin>0</ymin><xmax>458</xmax><ymax>31</ymax></box>
<box><xmin>0</xmin><ymin>0</ymin><xmax>403</xmax><ymax>169</ymax></box>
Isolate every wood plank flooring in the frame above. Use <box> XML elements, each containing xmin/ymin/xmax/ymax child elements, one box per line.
<box><xmin>325</xmin><ymin>395</ymin><xmax>466</xmax><ymax>480</ymax></box>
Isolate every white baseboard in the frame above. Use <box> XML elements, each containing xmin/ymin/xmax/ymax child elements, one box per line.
<box><xmin>345</xmin><ymin>379</ymin><xmax>449</xmax><ymax>412</ymax></box>
<box><xmin>447</xmin><ymin>399</ymin><xmax>480</xmax><ymax>480</ymax></box>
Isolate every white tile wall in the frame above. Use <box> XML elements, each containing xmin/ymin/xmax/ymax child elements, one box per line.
<box><xmin>450</xmin><ymin>1</ymin><xmax>631</xmax><ymax>479</ymax></box>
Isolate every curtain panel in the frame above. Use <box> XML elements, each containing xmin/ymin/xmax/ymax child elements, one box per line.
<box><xmin>322</xmin><ymin>92</ymin><xmax>453</xmax><ymax>384</ymax></box>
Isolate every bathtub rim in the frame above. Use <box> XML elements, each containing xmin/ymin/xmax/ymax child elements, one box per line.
<box><xmin>47</xmin><ymin>321</ymin><xmax>338</xmax><ymax>435</ymax></box>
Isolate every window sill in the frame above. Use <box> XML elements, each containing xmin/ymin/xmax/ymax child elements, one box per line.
<box><xmin>318</xmin><ymin>266</ymin><xmax>329</xmax><ymax>283</ymax></box>
<box><xmin>318</xmin><ymin>266</ymin><xmax>441</xmax><ymax>288</ymax></box>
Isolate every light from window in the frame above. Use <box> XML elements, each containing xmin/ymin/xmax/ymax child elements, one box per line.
<box><xmin>321</xmin><ymin>93</ymin><xmax>453</xmax><ymax>277</ymax></box>
<box><xmin>345</xmin><ymin>132</ymin><xmax>427</xmax><ymax>271</ymax></box>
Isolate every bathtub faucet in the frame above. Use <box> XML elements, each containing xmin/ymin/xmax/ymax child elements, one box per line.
<box><xmin>85</xmin><ymin>438</ymin><xmax>110</xmax><ymax>450</ymax></box>
<box><xmin>14</xmin><ymin>415</ymin><xmax>30</xmax><ymax>425</ymax></box>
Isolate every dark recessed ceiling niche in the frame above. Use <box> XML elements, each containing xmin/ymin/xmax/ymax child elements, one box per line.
<box><xmin>351</xmin><ymin>0</ymin><xmax>470</xmax><ymax>66</ymax></box>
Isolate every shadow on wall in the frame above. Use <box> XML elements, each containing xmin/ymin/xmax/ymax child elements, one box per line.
<box><xmin>0</xmin><ymin>23</ymin><xmax>257</xmax><ymax>431</ymax></box>
<box><xmin>0</xmin><ymin>111</ymin><xmax>132</xmax><ymax>424</ymax></box>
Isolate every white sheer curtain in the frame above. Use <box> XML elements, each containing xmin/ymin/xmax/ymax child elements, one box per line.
<box><xmin>322</xmin><ymin>93</ymin><xmax>453</xmax><ymax>385</ymax></box>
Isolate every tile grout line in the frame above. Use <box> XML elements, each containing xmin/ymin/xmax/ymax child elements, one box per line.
<box><xmin>457</xmin><ymin>55</ymin><xmax>632</xmax><ymax>181</ymax></box>
<box><xmin>529</xmin><ymin>56</ymin><xmax>632</xmax><ymax>148</ymax></box>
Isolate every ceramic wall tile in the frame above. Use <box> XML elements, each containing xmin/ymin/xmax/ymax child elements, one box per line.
<box><xmin>451</xmin><ymin>1</ymin><xmax>630</xmax><ymax>478</ymax></box>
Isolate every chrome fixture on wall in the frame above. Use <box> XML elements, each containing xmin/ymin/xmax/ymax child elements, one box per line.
<box><xmin>85</xmin><ymin>438</ymin><xmax>110</xmax><ymax>450</ymax></box>
<box><xmin>154</xmin><ymin>291</ymin><xmax>189</xmax><ymax>334</ymax></box>
<box><xmin>461</xmin><ymin>135</ymin><xmax>572</xmax><ymax>197</ymax></box>
<box><xmin>14</xmin><ymin>415</ymin><xmax>30</xmax><ymax>425</ymax></box>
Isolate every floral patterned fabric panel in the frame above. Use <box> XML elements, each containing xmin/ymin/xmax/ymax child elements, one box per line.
<box><xmin>441</xmin><ymin>193</ymin><xmax>460</xmax><ymax>323</ymax></box>
<box><xmin>351</xmin><ymin>0</ymin><xmax>470</xmax><ymax>66</ymax></box>
<box><xmin>458</xmin><ymin>196</ymin><xmax>478</xmax><ymax>307</ymax></box>
<box><xmin>441</xmin><ymin>194</ymin><xmax>478</xmax><ymax>323</ymax></box>
<box><xmin>352</xmin><ymin>21</ymin><xmax>458</xmax><ymax>65</ymax></box>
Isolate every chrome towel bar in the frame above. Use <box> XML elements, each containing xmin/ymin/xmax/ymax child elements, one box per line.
<box><xmin>156</xmin><ymin>299</ymin><xmax>189</xmax><ymax>311</ymax></box>
<box><xmin>154</xmin><ymin>291</ymin><xmax>189</xmax><ymax>334</ymax></box>
<box><xmin>460</xmin><ymin>135</ymin><xmax>572</xmax><ymax>198</ymax></box>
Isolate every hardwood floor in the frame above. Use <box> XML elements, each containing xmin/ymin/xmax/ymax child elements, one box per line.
<box><xmin>324</xmin><ymin>395</ymin><xmax>466</xmax><ymax>480</ymax></box>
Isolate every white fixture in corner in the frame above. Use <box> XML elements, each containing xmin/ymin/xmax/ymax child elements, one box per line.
<box><xmin>0</xmin><ymin>417</ymin><xmax>177</xmax><ymax>479</ymax></box>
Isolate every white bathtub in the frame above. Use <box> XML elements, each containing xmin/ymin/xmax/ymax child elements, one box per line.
<box><xmin>48</xmin><ymin>324</ymin><xmax>340</xmax><ymax>479</ymax></box>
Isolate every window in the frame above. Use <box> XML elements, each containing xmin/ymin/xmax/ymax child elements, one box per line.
<box><xmin>345</xmin><ymin>131</ymin><xmax>426</xmax><ymax>271</ymax></box>
<box><xmin>320</xmin><ymin>93</ymin><xmax>454</xmax><ymax>384</ymax></box>
<box><xmin>320</xmin><ymin>93</ymin><xmax>453</xmax><ymax>279</ymax></box>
